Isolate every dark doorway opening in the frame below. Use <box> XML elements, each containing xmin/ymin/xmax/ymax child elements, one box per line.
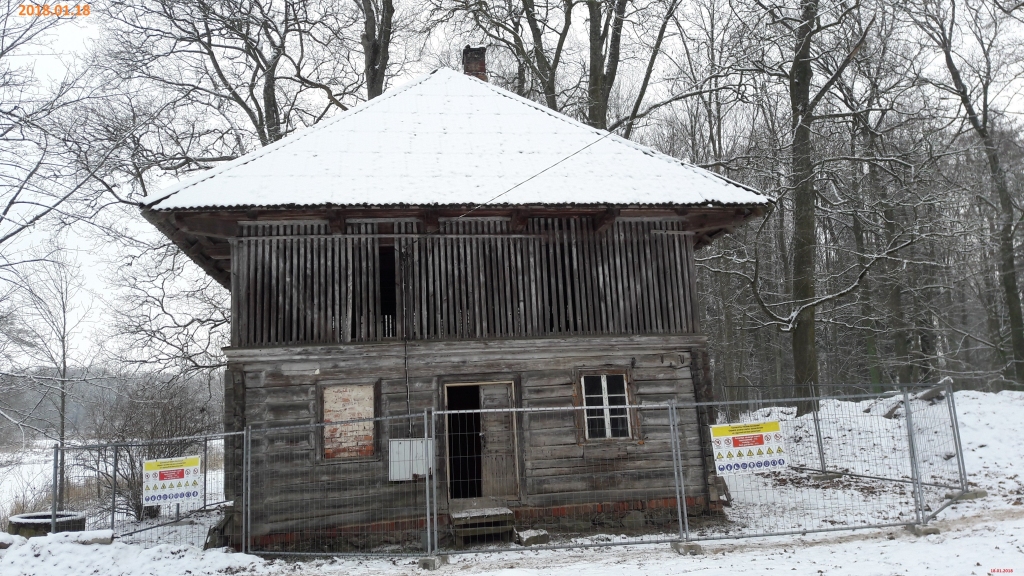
<box><xmin>378</xmin><ymin>245</ymin><xmax>397</xmax><ymax>337</ymax></box>
<box><xmin>446</xmin><ymin>385</ymin><xmax>481</xmax><ymax>499</ymax></box>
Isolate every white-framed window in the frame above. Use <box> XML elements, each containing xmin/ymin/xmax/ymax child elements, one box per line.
<box><xmin>582</xmin><ymin>374</ymin><xmax>632</xmax><ymax>439</ymax></box>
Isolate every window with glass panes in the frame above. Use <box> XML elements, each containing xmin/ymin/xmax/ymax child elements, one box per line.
<box><xmin>582</xmin><ymin>374</ymin><xmax>631</xmax><ymax>439</ymax></box>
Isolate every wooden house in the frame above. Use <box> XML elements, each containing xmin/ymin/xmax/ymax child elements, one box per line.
<box><xmin>141</xmin><ymin>49</ymin><xmax>768</xmax><ymax>548</ymax></box>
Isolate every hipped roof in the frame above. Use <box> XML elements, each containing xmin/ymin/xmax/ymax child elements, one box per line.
<box><xmin>145</xmin><ymin>68</ymin><xmax>767</xmax><ymax>211</ymax></box>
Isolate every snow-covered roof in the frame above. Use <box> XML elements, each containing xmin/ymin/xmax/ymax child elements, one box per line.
<box><xmin>145</xmin><ymin>68</ymin><xmax>767</xmax><ymax>211</ymax></box>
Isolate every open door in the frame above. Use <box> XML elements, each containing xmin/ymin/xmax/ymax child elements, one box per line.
<box><xmin>479</xmin><ymin>383</ymin><xmax>518</xmax><ymax>498</ymax></box>
<box><xmin>445</xmin><ymin>382</ymin><xmax>519</xmax><ymax>500</ymax></box>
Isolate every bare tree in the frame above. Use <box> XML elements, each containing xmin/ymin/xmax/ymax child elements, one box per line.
<box><xmin>908</xmin><ymin>0</ymin><xmax>1024</xmax><ymax>384</ymax></box>
<box><xmin>9</xmin><ymin>239</ymin><xmax>93</xmax><ymax>508</ymax></box>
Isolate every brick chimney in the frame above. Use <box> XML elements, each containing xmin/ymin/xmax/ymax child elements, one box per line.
<box><xmin>462</xmin><ymin>45</ymin><xmax>487</xmax><ymax>82</ymax></box>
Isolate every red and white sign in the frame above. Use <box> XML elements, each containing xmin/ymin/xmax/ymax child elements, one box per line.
<box><xmin>143</xmin><ymin>456</ymin><xmax>203</xmax><ymax>505</ymax></box>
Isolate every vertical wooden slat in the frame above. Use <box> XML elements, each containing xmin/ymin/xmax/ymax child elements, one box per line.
<box><xmin>259</xmin><ymin>237</ymin><xmax>268</xmax><ymax>345</ymax></box>
<box><xmin>651</xmin><ymin>227</ymin><xmax>673</xmax><ymax>332</ymax></box>
<box><xmin>610</xmin><ymin>222</ymin><xmax>627</xmax><ymax>334</ymax></box>
<box><xmin>269</xmin><ymin>234</ymin><xmax>278</xmax><ymax>344</ymax></box>
<box><xmin>630</xmin><ymin>221</ymin><xmax>650</xmax><ymax>333</ymax></box>
<box><xmin>499</xmin><ymin>221</ymin><xmax>511</xmax><ymax>336</ymax></box>
<box><xmin>343</xmin><ymin>236</ymin><xmax>353</xmax><ymax>342</ymax></box>
<box><xmin>685</xmin><ymin>234</ymin><xmax>699</xmax><ymax>333</ymax></box>
<box><xmin>230</xmin><ymin>239</ymin><xmax>240</xmax><ymax>347</ymax></box>
<box><xmin>582</xmin><ymin>219</ymin><xmax>598</xmax><ymax>334</ymax></box>
<box><xmin>439</xmin><ymin>232</ymin><xmax>449</xmax><ymax>339</ymax></box>
<box><xmin>475</xmin><ymin>220</ymin><xmax>487</xmax><ymax>336</ymax></box>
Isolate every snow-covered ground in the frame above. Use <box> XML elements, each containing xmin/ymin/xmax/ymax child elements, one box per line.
<box><xmin>2</xmin><ymin>390</ymin><xmax>1022</xmax><ymax>576</ymax></box>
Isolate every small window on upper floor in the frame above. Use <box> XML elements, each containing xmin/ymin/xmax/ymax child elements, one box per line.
<box><xmin>582</xmin><ymin>374</ymin><xmax>632</xmax><ymax>439</ymax></box>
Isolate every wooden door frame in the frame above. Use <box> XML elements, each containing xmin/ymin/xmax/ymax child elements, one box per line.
<box><xmin>442</xmin><ymin>381</ymin><xmax>520</xmax><ymax>500</ymax></box>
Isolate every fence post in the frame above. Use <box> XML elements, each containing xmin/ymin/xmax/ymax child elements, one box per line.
<box><xmin>810</xmin><ymin>386</ymin><xmax>828</xmax><ymax>474</ymax></box>
<box><xmin>902</xmin><ymin>387</ymin><xmax>926</xmax><ymax>526</ymax></box>
<box><xmin>943</xmin><ymin>381</ymin><xmax>969</xmax><ymax>492</ymax></box>
<box><xmin>203</xmin><ymin>437</ymin><xmax>209</xmax><ymax>510</ymax></box>
<box><xmin>110</xmin><ymin>446</ymin><xmax>118</xmax><ymax>532</ymax></box>
<box><xmin>51</xmin><ymin>444</ymin><xmax>59</xmax><ymax>534</ymax></box>
<box><xmin>668</xmin><ymin>404</ymin><xmax>689</xmax><ymax>542</ymax></box>
<box><xmin>423</xmin><ymin>409</ymin><xmax>432</xmax><ymax>555</ymax></box>
<box><xmin>243</xmin><ymin>425</ymin><xmax>251</xmax><ymax>554</ymax></box>
<box><xmin>431</xmin><ymin>410</ymin><xmax>439</xmax><ymax>553</ymax></box>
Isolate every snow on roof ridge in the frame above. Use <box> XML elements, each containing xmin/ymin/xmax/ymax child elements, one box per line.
<box><xmin>144</xmin><ymin>69</ymin><xmax>444</xmax><ymax>209</ymax></box>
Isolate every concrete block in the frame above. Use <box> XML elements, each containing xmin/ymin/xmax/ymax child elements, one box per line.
<box><xmin>906</xmin><ymin>524</ymin><xmax>940</xmax><ymax>536</ymax></box>
<box><xmin>671</xmin><ymin>541</ymin><xmax>704</xmax><ymax>555</ymax></box>
<box><xmin>810</xmin><ymin>472</ymin><xmax>843</xmax><ymax>481</ymax></box>
<box><xmin>516</xmin><ymin>529</ymin><xmax>550</xmax><ymax>546</ymax></box>
<box><xmin>621</xmin><ymin>511</ymin><xmax>647</xmax><ymax>530</ymax></box>
<box><xmin>916</xmin><ymin>386</ymin><xmax>945</xmax><ymax>402</ymax></box>
<box><xmin>75</xmin><ymin>531</ymin><xmax>113</xmax><ymax>545</ymax></box>
<box><xmin>418</xmin><ymin>556</ymin><xmax>448</xmax><ymax>570</ymax></box>
<box><xmin>945</xmin><ymin>489</ymin><xmax>987</xmax><ymax>500</ymax></box>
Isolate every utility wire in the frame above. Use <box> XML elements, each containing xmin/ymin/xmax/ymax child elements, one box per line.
<box><xmin>452</xmin><ymin>128</ymin><xmax>618</xmax><ymax>223</ymax></box>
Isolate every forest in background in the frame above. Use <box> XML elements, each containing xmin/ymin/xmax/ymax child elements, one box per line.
<box><xmin>2</xmin><ymin>0</ymin><xmax>1024</xmax><ymax>450</ymax></box>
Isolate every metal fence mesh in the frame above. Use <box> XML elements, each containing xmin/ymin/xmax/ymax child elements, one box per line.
<box><xmin>41</xmin><ymin>384</ymin><xmax>969</xmax><ymax>556</ymax></box>
<box><xmin>52</xmin><ymin>433</ymin><xmax>237</xmax><ymax>548</ymax></box>
<box><xmin>433</xmin><ymin>405</ymin><xmax>687</xmax><ymax>552</ymax></box>
<box><xmin>245</xmin><ymin>414</ymin><xmax>432</xmax><ymax>556</ymax></box>
<box><xmin>682</xmin><ymin>384</ymin><xmax>968</xmax><ymax>542</ymax></box>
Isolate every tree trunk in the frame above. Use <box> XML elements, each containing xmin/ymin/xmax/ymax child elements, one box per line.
<box><xmin>586</xmin><ymin>0</ymin><xmax>627</xmax><ymax>129</ymax></box>
<box><xmin>985</xmin><ymin>142</ymin><xmax>1024</xmax><ymax>384</ymax></box>
<box><xmin>790</xmin><ymin>0</ymin><xmax>819</xmax><ymax>414</ymax></box>
<box><xmin>362</xmin><ymin>0</ymin><xmax>394</xmax><ymax>100</ymax></box>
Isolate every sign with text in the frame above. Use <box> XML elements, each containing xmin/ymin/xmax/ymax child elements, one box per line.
<box><xmin>710</xmin><ymin>421</ymin><xmax>788</xmax><ymax>476</ymax></box>
<box><xmin>142</xmin><ymin>455</ymin><xmax>203</xmax><ymax>505</ymax></box>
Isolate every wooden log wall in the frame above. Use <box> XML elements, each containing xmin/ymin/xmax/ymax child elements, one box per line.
<box><xmin>226</xmin><ymin>336</ymin><xmax>712</xmax><ymax>538</ymax></box>
<box><xmin>231</xmin><ymin>218</ymin><xmax>698</xmax><ymax>348</ymax></box>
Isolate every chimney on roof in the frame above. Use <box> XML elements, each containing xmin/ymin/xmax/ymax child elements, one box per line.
<box><xmin>462</xmin><ymin>45</ymin><xmax>487</xmax><ymax>82</ymax></box>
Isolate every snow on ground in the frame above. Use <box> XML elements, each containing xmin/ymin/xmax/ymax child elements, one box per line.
<box><xmin>1</xmin><ymin>390</ymin><xmax>1022</xmax><ymax>576</ymax></box>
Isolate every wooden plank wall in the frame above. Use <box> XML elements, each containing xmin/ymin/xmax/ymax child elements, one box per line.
<box><xmin>231</xmin><ymin>218</ymin><xmax>696</xmax><ymax>347</ymax></box>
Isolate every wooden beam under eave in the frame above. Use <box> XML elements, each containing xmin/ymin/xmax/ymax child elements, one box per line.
<box><xmin>595</xmin><ymin>207</ymin><xmax>620</xmax><ymax>233</ymax></box>
<box><xmin>141</xmin><ymin>209</ymin><xmax>232</xmax><ymax>289</ymax></box>
<box><xmin>207</xmin><ymin>243</ymin><xmax>231</xmax><ymax>260</ymax></box>
<box><xmin>171</xmin><ymin>214</ymin><xmax>240</xmax><ymax>239</ymax></box>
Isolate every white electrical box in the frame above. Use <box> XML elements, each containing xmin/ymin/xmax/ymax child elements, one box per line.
<box><xmin>388</xmin><ymin>439</ymin><xmax>434</xmax><ymax>481</ymax></box>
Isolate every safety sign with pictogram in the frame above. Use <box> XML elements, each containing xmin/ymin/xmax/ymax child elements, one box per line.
<box><xmin>710</xmin><ymin>421</ymin><xmax>788</xmax><ymax>476</ymax></box>
<box><xmin>142</xmin><ymin>455</ymin><xmax>203</xmax><ymax>505</ymax></box>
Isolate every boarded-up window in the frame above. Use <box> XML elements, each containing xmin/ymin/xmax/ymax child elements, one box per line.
<box><xmin>323</xmin><ymin>385</ymin><xmax>375</xmax><ymax>458</ymax></box>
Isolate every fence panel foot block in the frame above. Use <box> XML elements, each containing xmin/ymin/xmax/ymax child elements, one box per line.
<box><xmin>671</xmin><ymin>542</ymin><xmax>703</xmax><ymax>555</ymax></box>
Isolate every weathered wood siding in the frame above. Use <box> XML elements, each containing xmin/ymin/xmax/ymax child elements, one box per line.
<box><xmin>225</xmin><ymin>335</ymin><xmax>711</xmax><ymax>537</ymax></box>
<box><xmin>230</xmin><ymin>218</ymin><xmax>698</xmax><ymax>347</ymax></box>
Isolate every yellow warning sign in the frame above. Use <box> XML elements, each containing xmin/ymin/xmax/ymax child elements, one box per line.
<box><xmin>143</xmin><ymin>456</ymin><xmax>200</xmax><ymax>472</ymax></box>
<box><xmin>710</xmin><ymin>421</ymin><xmax>781</xmax><ymax>437</ymax></box>
<box><xmin>710</xmin><ymin>420</ymin><xmax>789</xmax><ymax>476</ymax></box>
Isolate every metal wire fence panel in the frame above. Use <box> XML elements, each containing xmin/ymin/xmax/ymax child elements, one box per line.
<box><xmin>684</xmin><ymin>387</ymin><xmax>967</xmax><ymax>542</ymax></box>
<box><xmin>903</xmin><ymin>384</ymin><xmax>970</xmax><ymax>521</ymax></box>
<box><xmin>54</xmin><ymin>433</ymin><xmax>237</xmax><ymax>548</ymax></box>
<box><xmin>39</xmin><ymin>386</ymin><xmax>968</xmax><ymax>556</ymax></box>
<box><xmin>245</xmin><ymin>414</ymin><xmax>432</xmax><ymax>556</ymax></box>
<box><xmin>432</xmin><ymin>405</ymin><xmax>687</xmax><ymax>553</ymax></box>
